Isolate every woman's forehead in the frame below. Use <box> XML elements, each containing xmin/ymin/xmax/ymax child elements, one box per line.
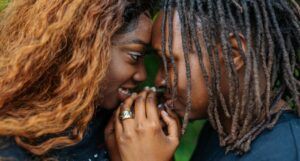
<box><xmin>114</xmin><ymin>14</ymin><xmax>152</xmax><ymax>45</ymax></box>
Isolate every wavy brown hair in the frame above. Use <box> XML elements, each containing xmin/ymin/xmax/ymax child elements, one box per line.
<box><xmin>0</xmin><ymin>0</ymin><xmax>127</xmax><ymax>155</ymax></box>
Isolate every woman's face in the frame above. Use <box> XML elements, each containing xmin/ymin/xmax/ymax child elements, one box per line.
<box><xmin>101</xmin><ymin>13</ymin><xmax>152</xmax><ymax>109</ymax></box>
<box><xmin>152</xmin><ymin>11</ymin><xmax>212</xmax><ymax>120</ymax></box>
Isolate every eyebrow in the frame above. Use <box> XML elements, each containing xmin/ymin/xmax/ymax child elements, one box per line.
<box><xmin>113</xmin><ymin>39</ymin><xmax>148</xmax><ymax>46</ymax></box>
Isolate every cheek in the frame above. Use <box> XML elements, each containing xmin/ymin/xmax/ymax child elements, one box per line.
<box><xmin>106</xmin><ymin>57</ymin><xmax>134</xmax><ymax>87</ymax></box>
<box><xmin>174</xmin><ymin>60</ymin><xmax>187</xmax><ymax>96</ymax></box>
<box><xmin>175</xmin><ymin>55</ymin><xmax>210</xmax><ymax>98</ymax></box>
<box><xmin>184</xmin><ymin>54</ymin><xmax>210</xmax><ymax>117</ymax></box>
<box><xmin>219</xmin><ymin>63</ymin><xmax>230</xmax><ymax>99</ymax></box>
<box><xmin>170</xmin><ymin>55</ymin><xmax>211</xmax><ymax>119</ymax></box>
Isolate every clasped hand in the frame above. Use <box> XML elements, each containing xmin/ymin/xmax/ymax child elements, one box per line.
<box><xmin>105</xmin><ymin>89</ymin><xmax>181</xmax><ymax>161</ymax></box>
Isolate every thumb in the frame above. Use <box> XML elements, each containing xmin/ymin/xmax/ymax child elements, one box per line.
<box><xmin>166</xmin><ymin>107</ymin><xmax>182</xmax><ymax>138</ymax></box>
<box><xmin>161</xmin><ymin>110</ymin><xmax>179</xmax><ymax>141</ymax></box>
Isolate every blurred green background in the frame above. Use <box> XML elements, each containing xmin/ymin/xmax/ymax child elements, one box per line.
<box><xmin>0</xmin><ymin>1</ymin><xmax>204</xmax><ymax>161</ymax></box>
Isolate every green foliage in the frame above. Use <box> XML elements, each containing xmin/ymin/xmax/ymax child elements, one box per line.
<box><xmin>0</xmin><ymin>0</ymin><xmax>9</xmax><ymax>11</ymax></box>
<box><xmin>175</xmin><ymin>121</ymin><xmax>205</xmax><ymax>161</ymax></box>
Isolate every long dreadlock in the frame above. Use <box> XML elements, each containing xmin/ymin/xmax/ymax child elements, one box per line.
<box><xmin>161</xmin><ymin>0</ymin><xmax>300</xmax><ymax>153</ymax></box>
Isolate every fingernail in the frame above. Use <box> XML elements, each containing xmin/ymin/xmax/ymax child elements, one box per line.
<box><xmin>161</xmin><ymin>110</ymin><xmax>168</xmax><ymax>116</ymax></box>
<box><xmin>131</xmin><ymin>92</ymin><xmax>137</xmax><ymax>97</ymax></box>
<box><xmin>151</xmin><ymin>87</ymin><xmax>156</xmax><ymax>92</ymax></box>
<box><xmin>144</xmin><ymin>86</ymin><xmax>150</xmax><ymax>90</ymax></box>
<box><xmin>158</xmin><ymin>104</ymin><xmax>164</xmax><ymax>109</ymax></box>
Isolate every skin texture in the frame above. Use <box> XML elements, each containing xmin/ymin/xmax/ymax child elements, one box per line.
<box><xmin>153</xmin><ymin>11</ymin><xmax>246</xmax><ymax>121</ymax></box>
<box><xmin>106</xmin><ymin>90</ymin><xmax>180</xmax><ymax>161</ymax></box>
<box><xmin>107</xmin><ymin>0</ymin><xmax>299</xmax><ymax>157</ymax></box>
<box><xmin>153</xmin><ymin>11</ymin><xmax>210</xmax><ymax>119</ymax></box>
<box><xmin>101</xmin><ymin>13</ymin><xmax>152</xmax><ymax>109</ymax></box>
<box><xmin>106</xmin><ymin>11</ymin><xmax>247</xmax><ymax>161</ymax></box>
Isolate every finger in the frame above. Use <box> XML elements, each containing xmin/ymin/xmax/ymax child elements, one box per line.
<box><xmin>166</xmin><ymin>107</ymin><xmax>182</xmax><ymax>137</ymax></box>
<box><xmin>145</xmin><ymin>91</ymin><xmax>160</xmax><ymax>121</ymax></box>
<box><xmin>161</xmin><ymin>110</ymin><xmax>179</xmax><ymax>140</ymax></box>
<box><xmin>120</xmin><ymin>95</ymin><xmax>137</xmax><ymax>131</ymax></box>
<box><xmin>134</xmin><ymin>90</ymin><xmax>149</xmax><ymax>121</ymax></box>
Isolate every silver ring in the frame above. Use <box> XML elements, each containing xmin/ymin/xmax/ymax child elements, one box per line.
<box><xmin>119</xmin><ymin>110</ymin><xmax>134</xmax><ymax>121</ymax></box>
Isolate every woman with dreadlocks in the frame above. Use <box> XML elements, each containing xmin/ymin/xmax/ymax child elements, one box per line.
<box><xmin>107</xmin><ymin>0</ymin><xmax>300</xmax><ymax>161</ymax></box>
<box><xmin>0</xmin><ymin>0</ymin><xmax>152</xmax><ymax>160</ymax></box>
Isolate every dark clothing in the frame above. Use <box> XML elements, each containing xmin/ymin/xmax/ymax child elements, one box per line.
<box><xmin>191</xmin><ymin>111</ymin><xmax>300</xmax><ymax>161</ymax></box>
<box><xmin>0</xmin><ymin>111</ymin><xmax>112</xmax><ymax>161</ymax></box>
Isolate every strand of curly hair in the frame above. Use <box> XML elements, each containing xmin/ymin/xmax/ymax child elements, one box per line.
<box><xmin>0</xmin><ymin>0</ymin><xmax>125</xmax><ymax>155</ymax></box>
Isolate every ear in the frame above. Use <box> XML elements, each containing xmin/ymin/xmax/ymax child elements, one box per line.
<box><xmin>228</xmin><ymin>33</ymin><xmax>247</xmax><ymax>71</ymax></box>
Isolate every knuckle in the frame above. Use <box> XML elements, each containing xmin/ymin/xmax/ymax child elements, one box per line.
<box><xmin>124</xmin><ymin>98</ymin><xmax>133</xmax><ymax>105</ymax></box>
<box><xmin>135</xmin><ymin>123</ymin><xmax>146</xmax><ymax>133</ymax></box>
<box><xmin>146</xmin><ymin>97</ymin><xmax>155</xmax><ymax>104</ymax></box>
<box><xmin>117</xmin><ymin>136</ymin><xmax>126</xmax><ymax>144</ymax></box>
<box><xmin>137</xmin><ymin>96</ymin><xmax>145</xmax><ymax>102</ymax></box>
<box><xmin>118</xmin><ymin>133</ymin><xmax>133</xmax><ymax>144</ymax></box>
<box><xmin>124</xmin><ymin>131</ymin><xmax>134</xmax><ymax>139</ymax></box>
<box><xmin>148</xmin><ymin>121</ymin><xmax>161</xmax><ymax>131</ymax></box>
<box><xmin>141</xmin><ymin>90</ymin><xmax>148</xmax><ymax>95</ymax></box>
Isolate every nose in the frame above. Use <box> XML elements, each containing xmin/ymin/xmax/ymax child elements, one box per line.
<box><xmin>155</xmin><ymin>67</ymin><xmax>166</xmax><ymax>88</ymax></box>
<box><xmin>133</xmin><ymin>63</ymin><xmax>147</xmax><ymax>83</ymax></box>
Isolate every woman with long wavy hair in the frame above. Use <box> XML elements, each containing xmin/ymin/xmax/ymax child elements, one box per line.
<box><xmin>0</xmin><ymin>0</ymin><xmax>152</xmax><ymax>160</ymax></box>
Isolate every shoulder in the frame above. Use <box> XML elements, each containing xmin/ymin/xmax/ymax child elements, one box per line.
<box><xmin>240</xmin><ymin>111</ymin><xmax>300</xmax><ymax>161</ymax></box>
<box><xmin>192</xmin><ymin>111</ymin><xmax>300</xmax><ymax>161</ymax></box>
<box><xmin>0</xmin><ymin>137</ymin><xmax>31</xmax><ymax>161</ymax></box>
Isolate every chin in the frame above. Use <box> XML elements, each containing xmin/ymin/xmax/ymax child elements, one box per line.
<box><xmin>174</xmin><ymin>109</ymin><xmax>186</xmax><ymax>118</ymax></box>
<box><xmin>189</xmin><ymin>115</ymin><xmax>207</xmax><ymax>121</ymax></box>
<box><xmin>100</xmin><ymin>99</ymin><xmax>119</xmax><ymax>110</ymax></box>
<box><xmin>175</xmin><ymin>109</ymin><xmax>207</xmax><ymax>120</ymax></box>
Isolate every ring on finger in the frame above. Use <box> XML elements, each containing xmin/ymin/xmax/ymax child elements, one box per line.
<box><xmin>119</xmin><ymin>110</ymin><xmax>134</xmax><ymax>121</ymax></box>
